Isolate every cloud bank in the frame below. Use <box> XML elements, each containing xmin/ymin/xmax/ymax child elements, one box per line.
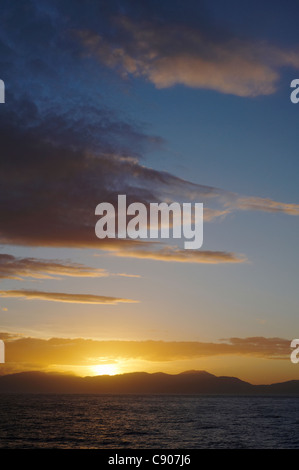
<box><xmin>0</xmin><ymin>334</ymin><xmax>291</xmax><ymax>372</ymax></box>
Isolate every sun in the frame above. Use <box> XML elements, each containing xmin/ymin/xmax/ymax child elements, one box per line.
<box><xmin>90</xmin><ymin>363</ymin><xmax>119</xmax><ymax>376</ymax></box>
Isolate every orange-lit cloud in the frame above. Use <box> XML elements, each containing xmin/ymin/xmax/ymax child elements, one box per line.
<box><xmin>0</xmin><ymin>334</ymin><xmax>291</xmax><ymax>370</ymax></box>
<box><xmin>108</xmin><ymin>246</ymin><xmax>247</xmax><ymax>264</ymax></box>
<box><xmin>203</xmin><ymin>208</ymin><xmax>231</xmax><ymax>222</ymax></box>
<box><xmin>0</xmin><ymin>290</ymin><xmax>138</xmax><ymax>305</ymax></box>
<box><xmin>230</xmin><ymin>196</ymin><xmax>299</xmax><ymax>215</ymax></box>
<box><xmin>0</xmin><ymin>254</ymin><xmax>139</xmax><ymax>280</ymax></box>
<box><xmin>79</xmin><ymin>16</ymin><xmax>299</xmax><ymax>97</ymax></box>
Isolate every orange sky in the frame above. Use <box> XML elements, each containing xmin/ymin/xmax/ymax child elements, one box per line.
<box><xmin>0</xmin><ymin>333</ymin><xmax>297</xmax><ymax>384</ymax></box>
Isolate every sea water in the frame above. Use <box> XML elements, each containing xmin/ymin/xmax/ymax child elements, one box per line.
<box><xmin>0</xmin><ymin>394</ymin><xmax>298</xmax><ymax>449</ymax></box>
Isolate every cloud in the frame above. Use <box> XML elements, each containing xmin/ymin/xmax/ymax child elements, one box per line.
<box><xmin>78</xmin><ymin>15</ymin><xmax>299</xmax><ymax>97</ymax></box>
<box><xmin>0</xmin><ymin>254</ymin><xmax>139</xmax><ymax>280</ymax></box>
<box><xmin>1</xmin><ymin>99</ymin><xmax>298</xmax><ymax>257</ymax></box>
<box><xmin>0</xmin><ymin>93</ymin><xmax>298</xmax><ymax>259</ymax></box>
<box><xmin>229</xmin><ymin>196</ymin><xmax>299</xmax><ymax>215</ymax></box>
<box><xmin>108</xmin><ymin>246</ymin><xmax>247</xmax><ymax>264</ymax></box>
<box><xmin>0</xmin><ymin>290</ymin><xmax>138</xmax><ymax>305</ymax></box>
<box><xmin>0</xmin><ymin>97</ymin><xmax>163</xmax><ymax>249</ymax></box>
<box><xmin>0</xmin><ymin>334</ymin><xmax>291</xmax><ymax>370</ymax></box>
<box><xmin>225</xmin><ymin>336</ymin><xmax>291</xmax><ymax>357</ymax></box>
<box><xmin>203</xmin><ymin>208</ymin><xmax>231</xmax><ymax>222</ymax></box>
<box><xmin>0</xmin><ymin>332</ymin><xmax>22</xmax><ymax>341</ymax></box>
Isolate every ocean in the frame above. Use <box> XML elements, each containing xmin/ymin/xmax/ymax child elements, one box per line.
<box><xmin>0</xmin><ymin>394</ymin><xmax>298</xmax><ymax>449</ymax></box>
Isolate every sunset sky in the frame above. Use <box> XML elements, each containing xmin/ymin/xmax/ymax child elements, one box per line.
<box><xmin>0</xmin><ymin>0</ymin><xmax>299</xmax><ymax>385</ymax></box>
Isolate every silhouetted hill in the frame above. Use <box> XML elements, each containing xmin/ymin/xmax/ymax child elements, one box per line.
<box><xmin>0</xmin><ymin>370</ymin><xmax>298</xmax><ymax>395</ymax></box>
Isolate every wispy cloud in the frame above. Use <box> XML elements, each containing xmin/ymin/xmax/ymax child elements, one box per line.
<box><xmin>0</xmin><ymin>290</ymin><xmax>138</xmax><ymax>305</ymax></box>
<box><xmin>108</xmin><ymin>246</ymin><xmax>247</xmax><ymax>264</ymax></box>
<box><xmin>0</xmin><ymin>254</ymin><xmax>139</xmax><ymax>280</ymax></box>
<box><xmin>228</xmin><ymin>196</ymin><xmax>299</xmax><ymax>215</ymax></box>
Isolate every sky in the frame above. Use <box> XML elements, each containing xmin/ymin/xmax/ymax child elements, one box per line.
<box><xmin>0</xmin><ymin>0</ymin><xmax>299</xmax><ymax>384</ymax></box>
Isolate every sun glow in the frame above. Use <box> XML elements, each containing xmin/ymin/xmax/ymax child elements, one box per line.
<box><xmin>90</xmin><ymin>363</ymin><xmax>119</xmax><ymax>376</ymax></box>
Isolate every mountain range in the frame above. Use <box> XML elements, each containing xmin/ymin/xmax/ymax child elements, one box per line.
<box><xmin>0</xmin><ymin>370</ymin><xmax>299</xmax><ymax>395</ymax></box>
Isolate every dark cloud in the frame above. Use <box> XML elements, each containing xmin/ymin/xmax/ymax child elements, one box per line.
<box><xmin>0</xmin><ymin>96</ymin><xmax>163</xmax><ymax>248</ymax></box>
<box><xmin>0</xmin><ymin>92</ymin><xmax>220</xmax><ymax>250</ymax></box>
<box><xmin>0</xmin><ymin>94</ymin><xmax>298</xmax><ymax>253</ymax></box>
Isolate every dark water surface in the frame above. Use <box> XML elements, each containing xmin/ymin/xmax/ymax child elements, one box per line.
<box><xmin>0</xmin><ymin>394</ymin><xmax>298</xmax><ymax>449</ymax></box>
